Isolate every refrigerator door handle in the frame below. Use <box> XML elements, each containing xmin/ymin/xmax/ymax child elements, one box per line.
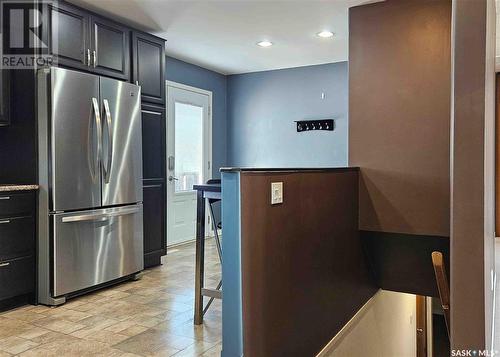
<box><xmin>91</xmin><ymin>97</ymin><xmax>102</xmax><ymax>180</ymax></box>
<box><xmin>106</xmin><ymin>206</ymin><xmax>141</xmax><ymax>218</ymax></box>
<box><xmin>61</xmin><ymin>206</ymin><xmax>141</xmax><ymax>223</ymax></box>
<box><xmin>62</xmin><ymin>213</ymin><xmax>109</xmax><ymax>223</ymax></box>
<box><xmin>103</xmin><ymin>99</ymin><xmax>113</xmax><ymax>184</ymax></box>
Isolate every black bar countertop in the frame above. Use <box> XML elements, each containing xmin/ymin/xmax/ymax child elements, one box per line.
<box><xmin>220</xmin><ymin>167</ymin><xmax>359</xmax><ymax>173</ymax></box>
<box><xmin>193</xmin><ymin>183</ymin><xmax>221</xmax><ymax>192</ymax></box>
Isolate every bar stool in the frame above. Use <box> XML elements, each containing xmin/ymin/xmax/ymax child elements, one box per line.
<box><xmin>204</xmin><ymin>178</ymin><xmax>222</xmax><ymax>315</ymax></box>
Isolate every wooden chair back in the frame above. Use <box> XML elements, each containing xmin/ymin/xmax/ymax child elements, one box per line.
<box><xmin>431</xmin><ymin>251</ymin><xmax>450</xmax><ymax>340</ymax></box>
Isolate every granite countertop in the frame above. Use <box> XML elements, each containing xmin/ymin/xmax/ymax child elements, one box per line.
<box><xmin>0</xmin><ymin>184</ymin><xmax>39</xmax><ymax>192</ymax></box>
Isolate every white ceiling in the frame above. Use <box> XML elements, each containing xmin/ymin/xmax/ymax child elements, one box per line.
<box><xmin>67</xmin><ymin>0</ymin><xmax>371</xmax><ymax>75</ymax></box>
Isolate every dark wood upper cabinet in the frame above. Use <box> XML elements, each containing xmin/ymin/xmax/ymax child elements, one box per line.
<box><xmin>47</xmin><ymin>2</ymin><xmax>89</xmax><ymax>71</ymax></box>
<box><xmin>46</xmin><ymin>2</ymin><xmax>131</xmax><ymax>80</ymax></box>
<box><xmin>132</xmin><ymin>32</ymin><xmax>166</xmax><ymax>105</ymax></box>
<box><xmin>90</xmin><ymin>16</ymin><xmax>130</xmax><ymax>80</ymax></box>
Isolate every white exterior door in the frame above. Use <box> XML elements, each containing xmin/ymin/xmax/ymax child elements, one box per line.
<box><xmin>166</xmin><ymin>82</ymin><xmax>211</xmax><ymax>246</ymax></box>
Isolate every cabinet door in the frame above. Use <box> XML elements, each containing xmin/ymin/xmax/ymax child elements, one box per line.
<box><xmin>132</xmin><ymin>32</ymin><xmax>166</xmax><ymax>105</ymax></box>
<box><xmin>0</xmin><ymin>70</ymin><xmax>9</xmax><ymax>126</ymax></box>
<box><xmin>47</xmin><ymin>2</ymin><xmax>90</xmax><ymax>70</ymax></box>
<box><xmin>90</xmin><ymin>16</ymin><xmax>130</xmax><ymax>80</ymax></box>
<box><xmin>142</xmin><ymin>104</ymin><xmax>165</xmax><ymax>180</ymax></box>
<box><xmin>143</xmin><ymin>182</ymin><xmax>166</xmax><ymax>265</ymax></box>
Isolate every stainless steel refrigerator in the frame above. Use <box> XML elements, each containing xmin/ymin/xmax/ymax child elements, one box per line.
<box><xmin>37</xmin><ymin>67</ymin><xmax>144</xmax><ymax>306</ymax></box>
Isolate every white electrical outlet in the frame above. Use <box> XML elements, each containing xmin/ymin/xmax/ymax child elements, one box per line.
<box><xmin>271</xmin><ymin>182</ymin><xmax>283</xmax><ymax>205</ymax></box>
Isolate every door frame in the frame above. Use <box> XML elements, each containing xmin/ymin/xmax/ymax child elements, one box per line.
<box><xmin>165</xmin><ymin>80</ymin><xmax>213</xmax><ymax>246</ymax></box>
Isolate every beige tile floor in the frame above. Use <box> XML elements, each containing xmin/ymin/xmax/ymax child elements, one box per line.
<box><xmin>0</xmin><ymin>240</ymin><xmax>222</xmax><ymax>356</ymax></box>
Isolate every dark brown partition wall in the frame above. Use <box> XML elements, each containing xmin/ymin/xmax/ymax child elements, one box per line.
<box><xmin>451</xmin><ymin>0</ymin><xmax>495</xmax><ymax>349</ymax></box>
<box><xmin>239</xmin><ymin>169</ymin><xmax>376</xmax><ymax>357</ymax></box>
<box><xmin>349</xmin><ymin>0</ymin><xmax>451</xmax><ymax>237</ymax></box>
<box><xmin>349</xmin><ymin>0</ymin><xmax>452</xmax><ymax>297</ymax></box>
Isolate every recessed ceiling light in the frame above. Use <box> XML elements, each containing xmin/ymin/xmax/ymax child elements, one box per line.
<box><xmin>317</xmin><ymin>30</ymin><xmax>334</xmax><ymax>38</ymax></box>
<box><xmin>257</xmin><ymin>40</ymin><xmax>273</xmax><ymax>47</ymax></box>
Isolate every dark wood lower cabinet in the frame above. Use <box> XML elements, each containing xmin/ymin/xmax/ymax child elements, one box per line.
<box><xmin>0</xmin><ymin>190</ymin><xmax>36</xmax><ymax>306</ymax></box>
<box><xmin>141</xmin><ymin>103</ymin><xmax>166</xmax><ymax>268</ymax></box>
<box><xmin>0</xmin><ymin>256</ymin><xmax>35</xmax><ymax>301</ymax></box>
<box><xmin>143</xmin><ymin>181</ymin><xmax>166</xmax><ymax>268</ymax></box>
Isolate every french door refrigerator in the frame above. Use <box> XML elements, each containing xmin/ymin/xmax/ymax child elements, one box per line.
<box><xmin>37</xmin><ymin>67</ymin><xmax>144</xmax><ymax>306</ymax></box>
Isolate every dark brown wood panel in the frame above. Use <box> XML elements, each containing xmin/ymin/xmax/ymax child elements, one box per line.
<box><xmin>349</xmin><ymin>0</ymin><xmax>452</xmax><ymax>237</ymax></box>
<box><xmin>416</xmin><ymin>296</ymin><xmax>427</xmax><ymax>357</ymax></box>
<box><xmin>361</xmin><ymin>231</ymin><xmax>449</xmax><ymax>297</ymax></box>
<box><xmin>239</xmin><ymin>170</ymin><xmax>376</xmax><ymax>357</ymax></box>
<box><xmin>451</xmin><ymin>0</ymin><xmax>495</xmax><ymax>349</ymax></box>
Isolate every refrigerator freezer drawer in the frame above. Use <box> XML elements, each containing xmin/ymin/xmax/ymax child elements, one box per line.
<box><xmin>52</xmin><ymin>205</ymin><xmax>143</xmax><ymax>297</ymax></box>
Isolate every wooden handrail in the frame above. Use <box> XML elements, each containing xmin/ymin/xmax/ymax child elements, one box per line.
<box><xmin>431</xmin><ymin>251</ymin><xmax>450</xmax><ymax>340</ymax></box>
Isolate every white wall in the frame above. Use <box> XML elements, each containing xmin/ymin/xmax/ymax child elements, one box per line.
<box><xmin>321</xmin><ymin>290</ymin><xmax>416</xmax><ymax>357</ymax></box>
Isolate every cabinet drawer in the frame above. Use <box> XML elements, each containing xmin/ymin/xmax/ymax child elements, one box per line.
<box><xmin>0</xmin><ymin>216</ymin><xmax>35</xmax><ymax>261</ymax></box>
<box><xmin>0</xmin><ymin>256</ymin><xmax>35</xmax><ymax>300</ymax></box>
<box><xmin>0</xmin><ymin>192</ymin><xmax>34</xmax><ymax>218</ymax></box>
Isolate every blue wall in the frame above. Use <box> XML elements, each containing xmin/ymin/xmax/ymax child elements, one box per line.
<box><xmin>227</xmin><ymin>62</ymin><xmax>348</xmax><ymax>168</ymax></box>
<box><xmin>166</xmin><ymin>56</ymin><xmax>227</xmax><ymax>177</ymax></box>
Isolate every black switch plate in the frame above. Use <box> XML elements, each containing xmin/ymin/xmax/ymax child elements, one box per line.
<box><xmin>296</xmin><ymin>119</ymin><xmax>334</xmax><ymax>132</ymax></box>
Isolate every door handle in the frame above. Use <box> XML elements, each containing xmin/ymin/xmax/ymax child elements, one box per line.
<box><xmin>91</xmin><ymin>97</ymin><xmax>102</xmax><ymax>181</ymax></box>
<box><xmin>93</xmin><ymin>50</ymin><xmax>97</xmax><ymax>68</ymax></box>
<box><xmin>168</xmin><ymin>175</ymin><xmax>179</xmax><ymax>182</ymax></box>
<box><xmin>0</xmin><ymin>262</ymin><xmax>10</xmax><ymax>268</ymax></box>
<box><xmin>0</xmin><ymin>220</ymin><xmax>10</xmax><ymax>224</ymax></box>
<box><xmin>0</xmin><ymin>196</ymin><xmax>10</xmax><ymax>200</ymax></box>
<box><xmin>103</xmin><ymin>99</ymin><xmax>113</xmax><ymax>184</ymax></box>
<box><xmin>87</xmin><ymin>49</ymin><xmax>91</xmax><ymax>67</ymax></box>
<box><xmin>168</xmin><ymin>156</ymin><xmax>175</xmax><ymax>170</ymax></box>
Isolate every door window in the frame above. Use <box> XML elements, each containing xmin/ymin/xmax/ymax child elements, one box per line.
<box><xmin>174</xmin><ymin>102</ymin><xmax>204</xmax><ymax>192</ymax></box>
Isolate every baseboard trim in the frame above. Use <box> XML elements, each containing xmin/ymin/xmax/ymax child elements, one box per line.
<box><xmin>316</xmin><ymin>289</ymin><xmax>380</xmax><ymax>357</ymax></box>
<box><xmin>167</xmin><ymin>236</ymin><xmax>217</xmax><ymax>250</ymax></box>
<box><xmin>167</xmin><ymin>239</ymin><xmax>196</xmax><ymax>249</ymax></box>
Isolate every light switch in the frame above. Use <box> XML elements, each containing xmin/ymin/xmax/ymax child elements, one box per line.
<box><xmin>271</xmin><ymin>182</ymin><xmax>283</xmax><ymax>205</ymax></box>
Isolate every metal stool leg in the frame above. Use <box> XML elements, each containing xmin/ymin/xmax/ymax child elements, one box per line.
<box><xmin>202</xmin><ymin>200</ymin><xmax>223</xmax><ymax>317</ymax></box>
<box><xmin>203</xmin><ymin>279</ymin><xmax>222</xmax><ymax>315</ymax></box>
<box><xmin>208</xmin><ymin>201</ymin><xmax>223</xmax><ymax>263</ymax></box>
